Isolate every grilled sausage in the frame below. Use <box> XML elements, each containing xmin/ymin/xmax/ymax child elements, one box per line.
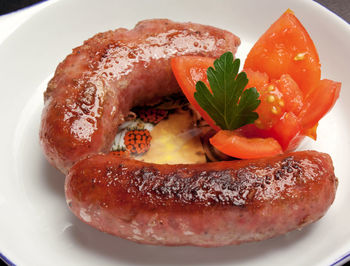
<box><xmin>65</xmin><ymin>150</ymin><xmax>337</xmax><ymax>247</ymax></box>
<box><xmin>40</xmin><ymin>19</ymin><xmax>337</xmax><ymax>247</ymax></box>
<box><xmin>39</xmin><ymin>19</ymin><xmax>241</xmax><ymax>173</ymax></box>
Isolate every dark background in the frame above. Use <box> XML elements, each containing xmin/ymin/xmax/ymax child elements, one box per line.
<box><xmin>0</xmin><ymin>0</ymin><xmax>46</xmax><ymax>15</ymax></box>
<box><xmin>0</xmin><ymin>0</ymin><xmax>350</xmax><ymax>23</ymax></box>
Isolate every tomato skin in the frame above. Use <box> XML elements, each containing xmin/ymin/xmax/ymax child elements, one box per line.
<box><xmin>244</xmin><ymin>70</ymin><xmax>306</xmax><ymax>151</ymax></box>
<box><xmin>299</xmin><ymin>79</ymin><xmax>341</xmax><ymax>129</ymax></box>
<box><xmin>304</xmin><ymin>123</ymin><xmax>318</xmax><ymax>140</ymax></box>
<box><xmin>269</xmin><ymin>112</ymin><xmax>303</xmax><ymax>151</ymax></box>
<box><xmin>210</xmin><ymin>130</ymin><xmax>282</xmax><ymax>159</ymax></box>
<box><xmin>244</xmin><ymin>10</ymin><xmax>321</xmax><ymax>95</ymax></box>
<box><xmin>236</xmin><ymin>113</ymin><xmax>303</xmax><ymax>152</ymax></box>
<box><xmin>171</xmin><ymin>56</ymin><xmax>220</xmax><ymax>131</ymax></box>
<box><xmin>251</xmin><ymin>78</ymin><xmax>340</xmax><ymax>151</ymax></box>
<box><xmin>172</xmin><ymin>57</ymin><xmax>340</xmax><ymax>154</ymax></box>
<box><xmin>171</xmin><ymin>9</ymin><xmax>341</xmax><ymax>157</ymax></box>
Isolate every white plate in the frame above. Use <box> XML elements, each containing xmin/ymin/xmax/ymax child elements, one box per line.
<box><xmin>1</xmin><ymin>0</ymin><xmax>349</xmax><ymax>265</ymax></box>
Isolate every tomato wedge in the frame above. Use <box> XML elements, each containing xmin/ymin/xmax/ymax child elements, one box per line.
<box><xmin>210</xmin><ymin>130</ymin><xmax>282</xmax><ymax>159</ymax></box>
<box><xmin>269</xmin><ymin>112</ymin><xmax>302</xmax><ymax>151</ymax></box>
<box><xmin>244</xmin><ymin>68</ymin><xmax>269</xmax><ymax>89</ymax></box>
<box><xmin>244</xmin><ymin>9</ymin><xmax>321</xmax><ymax>95</ymax></box>
<box><xmin>272</xmin><ymin>74</ymin><xmax>304</xmax><ymax>115</ymax></box>
<box><xmin>171</xmin><ymin>10</ymin><xmax>341</xmax><ymax>158</ymax></box>
<box><xmin>299</xmin><ymin>79</ymin><xmax>341</xmax><ymax>129</ymax></box>
<box><xmin>171</xmin><ymin>56</ymin><xmax>220</xmax><ymax>131</ymax></box>
<box><xmin>304</xmin><ymin>123</ymin><xmax>318</xmax><ymax>140</ymax></box>
<box><xmin>245</xmin><ymin>70</ymin><xmax>303</xmax><ymax>131</ymax></box>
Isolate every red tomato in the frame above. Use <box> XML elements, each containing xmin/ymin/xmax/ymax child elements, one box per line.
<box><xmin>272</xmin><ymin>74</ymin><xmax>304</xmax><ymax>115</ymax></box>
<box><xmin>245</xmin><ymin>70</ymin><xmax>303</xmax><ymax>130</ymax></box>
<box><xmin>244</xmin><ymin>68</ymin><xmax>269</xmax><ymax>89</ymax></box>
<box><xmin>304</xmin><ymin>123</ymin><xmax>318</xmax><ymax>140</ymax></box>
<box><xmin>210</xmin><ymin>130</ymin><xmax>282</xmax><ymax>159</ymax></box>
<box><xmin>171</xmin><ymin>10</ymin><xmax>341</xmax><ymax>158</ymax></box>
<box><xmin>254</xmin><ymin>83</ymin><xmax>284</xmax><ymax>129</ymax></box>
<box><xmin>245</xmin><ymin>69</ymin><xmax>282</xmax><ymax>129</ymax></box>
<box><xmin>243</xmin><ymin>70</ymin><xmax>306</xmax><ymax>151</ymax></box>
<box><xmin>299</xmin><ymin>79</ymin><xmax>341</xmax><ymax>129</ymax></box>
<box><xmin>244</xmin><ymin>9</ymin><xmax>321</xmax><ymax>95</ymax></box>
<box><xmin>171</xmin><ymin>56</ymin><xmax>220</xmax><ymax>131</ymax></box>
<box><xmin>269</xmin><ymin>112</ymin><xmax>303</xmax><ymax>151</ymax></box>
<box><xmin>243</xmin><ymin>71</ymin><xmax>340</xmax><ymax>151</ymax></box>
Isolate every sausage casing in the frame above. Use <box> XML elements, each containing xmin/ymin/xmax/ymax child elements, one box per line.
<box><xmin>39</xmin><ymin>19</ymin><xmax>240</xmax><ymax>173</ymax></box>
<box><xmin>65</xmin><ymin>150</ymin><xmax>337</xmax><ymax>247</ymax></box>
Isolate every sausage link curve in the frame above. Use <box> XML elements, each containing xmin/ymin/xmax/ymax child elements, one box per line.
<box><xmin>66</xmin><ymin>151</ymin><xmax>337</xmax><ymax>247</ymax></box>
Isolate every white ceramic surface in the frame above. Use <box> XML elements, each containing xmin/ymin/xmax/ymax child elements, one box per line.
<box><xmin>0</xmin><ymin>0</ymin><xmax>349</xmax><ymax>265</ymax></box>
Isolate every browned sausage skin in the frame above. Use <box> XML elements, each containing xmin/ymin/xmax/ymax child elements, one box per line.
<box><xmin>41</xmin><ymin>19</ymin><xmax>337</xmax><ymax>247</ymax></box>
<box><xmin>39</xmin><ymin>19</ymin><xmax>241</xmax><ymax>173</ymax></box>
<box><xmin>65</xmin><ymin>151</ymin><xmax>337</xmax><ymax>247</ymax></box>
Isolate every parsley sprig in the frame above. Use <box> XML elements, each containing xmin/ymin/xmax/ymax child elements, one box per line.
<box><xmin>194</xmin><ymin>52</ymin><xmax>260</xmax><ymax>130</ymax></box>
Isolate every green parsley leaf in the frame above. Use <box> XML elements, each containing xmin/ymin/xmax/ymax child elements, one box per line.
<box><xmin>194</xmin><ymin>52</ymin><xmax>261</xmax><ymax>130</ymax></box>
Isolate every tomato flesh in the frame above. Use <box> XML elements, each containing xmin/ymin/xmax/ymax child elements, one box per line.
<box><xmin>171</xmin><ymin>10</ymin><xmax>341</xmax><ymax>158</ymax></box>
<box><xmin>254</xmin><ymin>82</ymin><xmax>284</xmax><ymax>129</ymax></box>
<box><xmin>246</xmin><ymin>70</ymin><xmax>303</xmax><ymax>130</ymax></box>
<box><xmin>269</xmin><ymin>112</ymin><xmax>303</xmax><ymax>151</ymax></box>
<box><xmin>299</xmin><ymin>79</ymin><xmax>341</xmax><ymax>129</ymax></box>
<box><xmin>210</xmin><ymin>130</ymin><xmax>282</xmax><ymax>159</ymax></box>
<box><xmin>244</xmin><ymin>9</ymin><xmax>321</xmax><ymax>95</ymax></box>
<box><xmin>244</xmin><ymin>69</ymin><xmax>269</xmax><ymax>89</ymax></box>
<box><xmin>171</xmin><ymin>56</ymin><xmax>220</xmax><ymax>131</ymax></box>
<box><xmin>272</xmin><ymin>74</ymin><xmax>304</xmax><ymax>115</ymax></box>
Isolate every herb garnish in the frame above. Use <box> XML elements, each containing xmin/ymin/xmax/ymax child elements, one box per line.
<box><xmin>194</xmin><ymin>52</ymin><xmax>260</xmax><ymax>130</ymax></box>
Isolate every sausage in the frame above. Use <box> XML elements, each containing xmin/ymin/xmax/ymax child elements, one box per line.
<box><xmin>65</xmin><ymin>150</ymin><xmax>337</xmax><ymax>247</ymax></box>
<box><xmin>40</xmin><ymin>19</ymin><xmax>337</xmax><ymax>246</ymax></box>
<box><xmin>39</xmin><ymin>19</ymin><xmax>241</xmax><ymax>173</ymax></box>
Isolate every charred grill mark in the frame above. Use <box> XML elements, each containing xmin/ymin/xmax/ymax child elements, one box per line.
<box><xmin>86</xmin><ymin>155</ymin><xmax>314</xmax><ymax>210</ymax></box>
<box><xmin>274</xmin><ymin>170</ymin><xmax>282</xmax><ymax>180</ymax></box>
<box><xmin>65</xmin><ymin>151</ymin><xmax>336</xmax><ymax>246</ymax></box>
<box><xmin>96</xmin><ymin>156</ymin><xmax>317</xmax><ymax>208</ymax></box>
<box><xmin>272</xmin><ymin>156</ymin><xmax>306</xmax><ymax>185</ymax></box>
<box><xmin>100</xmin><ymin>163</ymin><xmax>273</xmax><ymax>208</ymax></box>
